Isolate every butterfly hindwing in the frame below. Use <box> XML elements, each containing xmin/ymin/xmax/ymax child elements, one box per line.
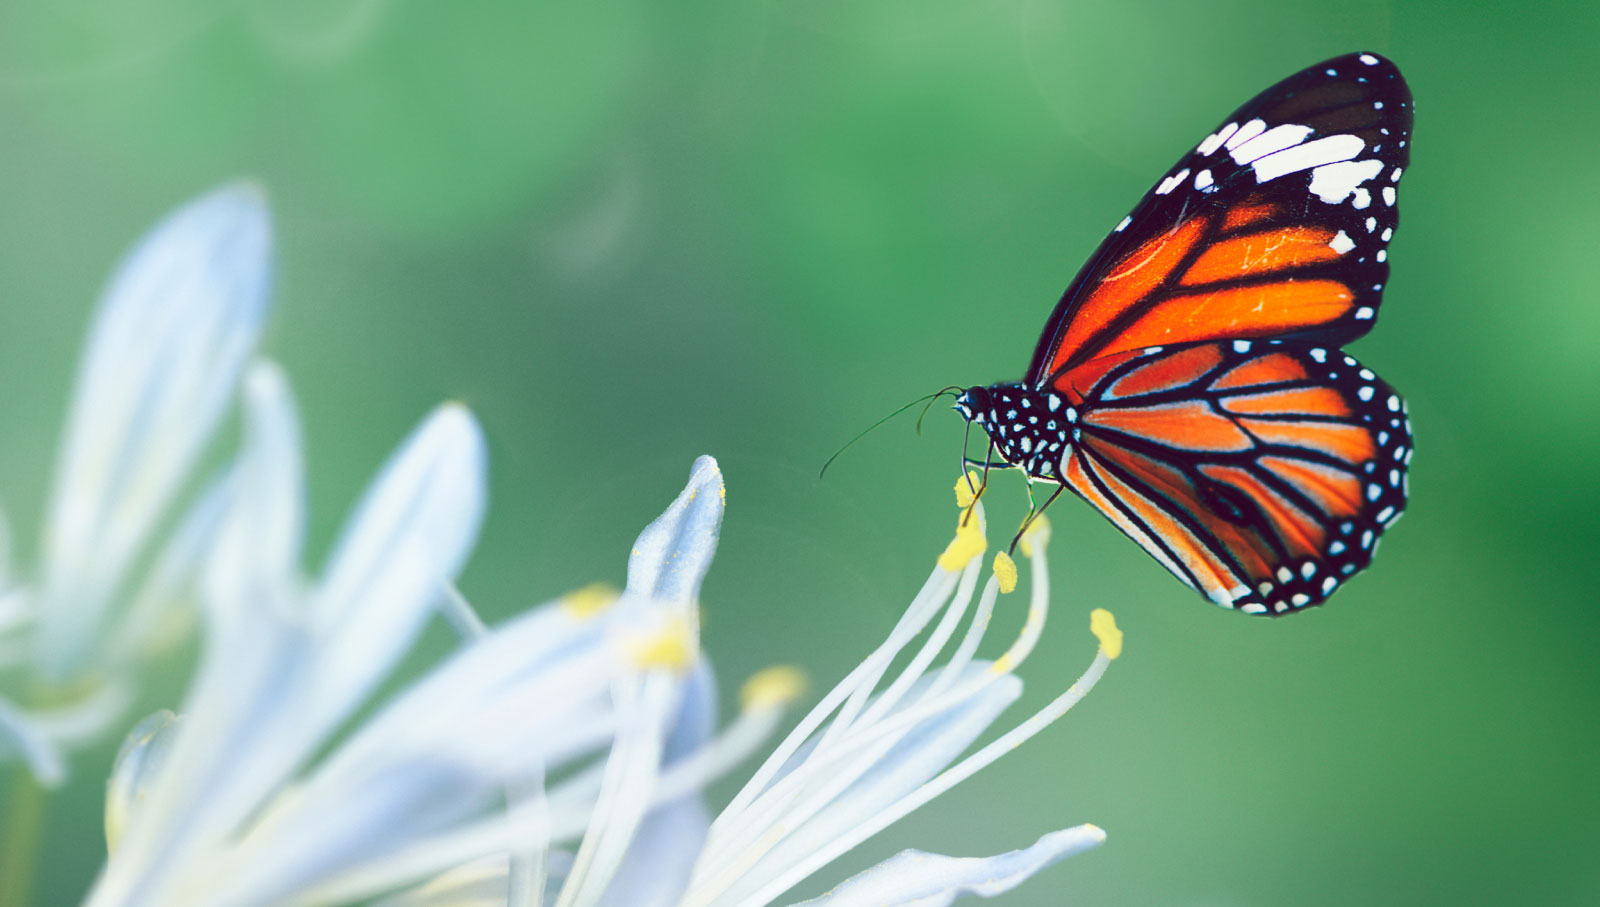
<box><xmin>1025</xmin><ymin>53</ymin><xmax>1412</xmax><ymax>385</ymax></box>
<box><xmin>1054</xmin><ymin>340</ymin><xmax>1410</xmax><ymax>614</ymax></box>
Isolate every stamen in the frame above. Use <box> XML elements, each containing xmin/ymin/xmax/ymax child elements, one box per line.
<box><xmin>1090</xmin><ymin>609</ymin><xmax>1122</xmax><ymax>660</ymax></box>
<box><xmin>623</xmin><ymin>614</ymin><xmax>697</xmax><ymax>672</ymax></box>
<box><xmin>741</xmin><ymin>666</ymin><xmax>808</xmax><ymax>711</ymax></box>
<box><xmin>738</xmin><ymin>623</ymin><xmax>1117</xmax><ymax>907</ymax></box>
<box><xmin>953</xmin><ymin>471</ymin><xmax>982</xmax><ymax>509</ymax></box>
<box><xmin>562</xmin><ymin>583</ymin><xmax>619</xmax><ymax>619</ymax></box>
<box><xmin>937</xmin><ymin>521</ymin><xmax>987</xmax><ymax>572</ymax></box>
<box><xmin>993</xmin><ymin>552</ymin><xmax>1018</xmax><ymax>594</ymax></box>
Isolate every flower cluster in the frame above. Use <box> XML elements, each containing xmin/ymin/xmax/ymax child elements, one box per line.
<box><xmin>0</xmin><ymin>185</ymin><xmax>271</xmax><ymax>784</ymax></box>
<box><xmin>3</xmin><ymin>186</ymin><xmax>1123</xmax><ymax>906</ymax></box>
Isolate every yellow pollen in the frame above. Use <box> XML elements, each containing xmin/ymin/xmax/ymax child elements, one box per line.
<box><xmin>993</xmin><ymin>551</ymin><xmax>1018</xmax><ymax>594</ymax></box>
<box><xmin>953</xmin><ymin>471</ymin><xmax>983</xmax><ymax>509</ymax></box>
<box><xmin>741</xmin><ymin>665</ymin><xmax>808</xmax><ymax>710</ymax></box>
<box><xmin>627</xmin><ymin>614</ymin><xmax>698</xmax><ymax>671</ymax></box>
<box><xmin>1090</xmin><ymin>608</ymin><xmax>1123</xmax><ymax>660</ymax></box>
<box><xmin>937</xmin><ymin>519</ymin><xmax>987</xmax><ymax>571</ymax></box>
<box><xmin>990</xmin><ymin>652</ymin><xmax>1015</xmax><ymax>674</ymax></box>
<box><xmin>1019</xmin><ymin>513</ymin><xmax>1053</xmax><ymax>558</ymax></box>
<box><xmin>562</xmin><ymin>582</ymin><xmax>620</xmax><ymax>619</ymax></box>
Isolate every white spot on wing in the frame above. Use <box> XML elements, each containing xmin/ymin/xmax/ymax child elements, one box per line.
<box><xmin>1307</xmin><ymin>158</ymin><xmax>1385</xmax><ymax>204</ymax></box>
<box><xmin>1156</xmin><ymin>168</ymin><xmax>1191</xmax><ymax>195</ymax></box>
<box><xmin>1329</xmin><ymin>230</ymin><xmax>1355</xmax><ymax>255</ymax></box>
<box><xmin>1198</xmin><ymin>122</ymin><xmax>1239</xmax><ymax>156</ymax></box>
<box><xmin>1359</xmin><ymin>54</ymin><xmax>1380</xmax><ymax>65</ymax></box>
<box><xmin>1114</xmin><ymin>215</ymin><xmax>1132</xmax><ymax>232</ymax></box>
<box><xmin>1355</xmin><ymin>306</ymin><xmax>1374</xmax><ymax>320</ymax></box>
<box><xmin>1383</xmin><ymin>186</ymin><xmax>1397</xmax><ymax>205</ymax></box>
<box><xmin>1229</xmin><ymin>124</ymin><xmax>1313</xmax><ymax>165</ymax></box>
<box><xmin>1195</xmin><ymin>169</ymin><xmax>1214</xmax><ymax>190</ymax></box>
<box><xmin>1352</xmin><ymin>188</ymin><xmax>1372</xmax><ymax>209</ymax></box>
<box><xmin>1224</xmin><ymin>119</ymin><xmax>1268</xmax><ymax>151</ymax></box>
<box><xmin>1253</xmin><ymin>134</ymin><xmax>1365</xmax><ymax>184</ymax></box>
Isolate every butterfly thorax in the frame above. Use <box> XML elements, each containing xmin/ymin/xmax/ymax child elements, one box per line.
<box><xmin>953</xmin><ymin>382</ymin><xmax>1077</xmax><ymax>482</ymax></box>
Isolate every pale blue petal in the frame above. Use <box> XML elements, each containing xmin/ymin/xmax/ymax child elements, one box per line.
<box><xmin>625</xmin><ymin>456</ymin><xmax>724</xmax><ymax>604</ymax></box>
<box><xmin>0</xmin><ymin>696</ymin><xmax>65</xmax><ymax>786</ymax></box>
<box><xmin>105</xmin><ymin>711</ymin><xmax>182</xmax><ymax>851</ymax></box>
<box><xmin>302</xmin><ymin>403</ymin><xmax>487</xmax><ymax>734</ymax></box>
<box><xmin>788</xmin><ymin>825</ymin><xmax>1107</xmax><ymax>907</ymax></box>
<box><xmin>596</xmin><ymin>661</ymin><xmax>717</xmax><ymax>907</ymax></box>
<box><xmin>37</xmin><ymin>182</ymin><xmax>272</xmax><ymax>679</ymax></box>
<box><xmin>204</xmin><ymin>361</ymin><xmax>306</xmax><ymax>623</ymax></box>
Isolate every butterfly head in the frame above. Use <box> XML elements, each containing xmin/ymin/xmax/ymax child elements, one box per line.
<box><xmin>952</xmin><ymin>386</ymin><xmax>991</xmax><ymax>424</ymax></box>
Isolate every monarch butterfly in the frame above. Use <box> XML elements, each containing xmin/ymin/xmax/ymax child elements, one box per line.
<box><xmin>955</xmin><ymin>52</ymin><xmax>1412</xmax><ymax>615</ymax></box>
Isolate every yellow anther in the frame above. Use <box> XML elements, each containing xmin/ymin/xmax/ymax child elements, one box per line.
<box><xmin>1090</xmin><ymin>608</ymin><xmax>1122</xmax><ymax>660</ymax></box>
<box><xmin>1018</xmin><ymin>513</ymin><xmax>1052</xmax><ymax>559</ymax></box>
<box><xmin>562</xmin><ymin>582</ymin><xmax>620</xmax><ymax>619</ymax></box>
<box><xmin>990</xmin><ymin>652</ymin><xmax>1015</xmax><ymax>674</ymax></box>
<box><xmin>627</xmin><ymin>614</ymin><xmax>698</xmax><ymax>672</ymax></box>
<box><xmin>993</xmin><ymin>551</ymin><xmax>1018</xmax><ymax>594</ymax></box>
<box><xmin>740</xmin><ymin>665</ymin><xmax>808</xmax><ymax>710</ymax></box>
<box><xmin>953</xmin><ymin>471</ymin><xmax>983</xmax><ymax>509</ymax></box>
<box><xmin>937</xmin><ymin>519</ymin><xmax>987</xmax><ymax>571</ymax></box>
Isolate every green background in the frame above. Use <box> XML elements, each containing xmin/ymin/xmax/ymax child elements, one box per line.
<box><xmin>1</xmin><ymin>0</ymin><xmax>1596</xmax><ymax>903</ymax></box>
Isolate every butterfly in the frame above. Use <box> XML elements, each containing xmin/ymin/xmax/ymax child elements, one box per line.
<box><xmin>954</xmin><ymin>52</ymin><xmax>1412</xmax><ymax>616</ymax></box>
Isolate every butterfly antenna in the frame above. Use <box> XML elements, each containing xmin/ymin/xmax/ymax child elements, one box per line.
<box><xmin>916</xmin><ymin>385</ymin><xmax>966</xmax><ymax>435</ymax></box>
<box><xmin>819</xmin><ymin>387</ymin><xmax>962</xmax><ymax>479</ymax></box>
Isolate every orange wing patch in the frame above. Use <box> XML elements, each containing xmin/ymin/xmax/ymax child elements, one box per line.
<box><xmin>1103</xmin><ymin>281</ymin><xmax>1354</xmax><ymax>354</ymax></box>
<box><xmin>1048</xmin><ymin>216</ymin><xmax>1208</xmax><ymax>376</ymax></box>
<box><xmin>1090</xmin><ymin>438</ymin><xmax>1274</xmax><ymax>580</ymax></box>
<box><xmin>1062</xmin><ymin>450</ymin><xmax>1198</xmax><ymax>593</ymax></box>
<box><xmin>1258</xmin><ymin>455</ymin><xmax>1364</xmax><ymax>519</ymax></box>
<box><xmin>1053</xmin><ymin>349</ymin><xmax>1144</xmax><ymax>404</ymax></box>
<box><xmin>1082</xmin><ymin>450</ymin><xmax>1245</xmax><ymax>601</ymax></box>
<box><xmin>1199</xmin><ymin>463</ymin><xmax>1325</xmax><ymax>558</ymax></box>
<box><xmin>1083</xmin><ymin>400</ymin><xmax>1254</xmax><ymax>451</ymax></box>
<box><xmin>1210</xmin><ymin>352</ymin><xmax>1310</xmax><ymax>390</ymax></box>
<box><xmin>1180</xmin><ymin>227</ymin><xmax>1342</xmax><ymax>286</ymax></box>
<box><xmin>1220</xmin><ymin>386</ymin><xmax>1350</xmax><ymax>417</ymax></box>
<box><xmin>1104</xmin><ymin>344</ymin><xmax>1224</xmax><ymax>399</ymax></box>
<box><xmin>1222</xmin><ymin>201</ymin><xmax>1278</xmax><ymax>231</ymax></box>
<box><xmin>1239</xmin><ymin>418</ymin><xmax>1375</xmax><ymax>463</ymax></box>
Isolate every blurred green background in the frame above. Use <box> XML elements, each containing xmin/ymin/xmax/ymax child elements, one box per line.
<box><xmin>0</xmin><ymin>0</ymin><xmax>1596</xmax><ymax>903</ymax></box>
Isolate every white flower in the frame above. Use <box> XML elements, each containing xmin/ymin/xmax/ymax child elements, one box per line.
<box><xmin>91</xmin><ymin>390</ymin><xmax>799</xmax><ymax>907</ymax></box>
<box><xmin>384</xmin><ymin>476</ymin><xmax>1122</xmax><ymax>907</ymax></box>
<box><xmin>0</xmin><ymin>184</ymin><xmax>272</xmax><ymax>784</ymax></box>
<box><xmin>97</xmin><ymin>433</ymin><xmax>1120</xmax><ymax>906</ymax></box>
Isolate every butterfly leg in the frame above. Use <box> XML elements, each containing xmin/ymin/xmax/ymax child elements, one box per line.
<box><xmin>1009</xmin><ymin>483</ymin><xmax>1065</xmax><ymax>555</ymax></box>
<box><xmin>959</xmin><ymin>427</ymin><xmax>1003</xmax><ymax>528</ymax></box>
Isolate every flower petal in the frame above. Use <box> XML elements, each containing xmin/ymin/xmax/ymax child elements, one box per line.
<box><xmin>105</xmin><ymin>711</ymin><xmax>183</xmax><ymax>852</ymax></box>
<box><xmin>595</xmin><ymin>661</ymin><xmax>717</xmax><ymax>907</ymax></box>
<box><xmin>38</xmin><ymin>182</ymin><xmax>272</xmax><ymax>679</ymax></box>
<box><xmin>204</xmin><ymin>361</ymin><xmax>306</xmax><ymax>620</ymax></box>
<box><xmin>302</xmin><ymin>402</ymin><xmax>487</xmax><ymax>732</ymax></box>
<box><xmin>786</xmin><ymin>825</ymin><xmax>1107</xmax><ymax>907</ymax></box>
<box><xmin>624</xmin><ymin>455</ymin><xmax>724</xmax><ymax>605</ymax></box>
<box><xmin>0</xmin><ymin>696</ymin><xmax>65</xmax><ymax>786</ymax></box>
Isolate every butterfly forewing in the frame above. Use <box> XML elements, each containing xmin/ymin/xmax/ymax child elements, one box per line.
<box><xmin>1056</xmin><ymin>340</ymin><xmax>1410</xmax><ymax>614</ymax></box>
<box><xmin>1025</xmin><ymin>53</ymin><xmax>1412</xmax><ymax>386</ymax></box>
